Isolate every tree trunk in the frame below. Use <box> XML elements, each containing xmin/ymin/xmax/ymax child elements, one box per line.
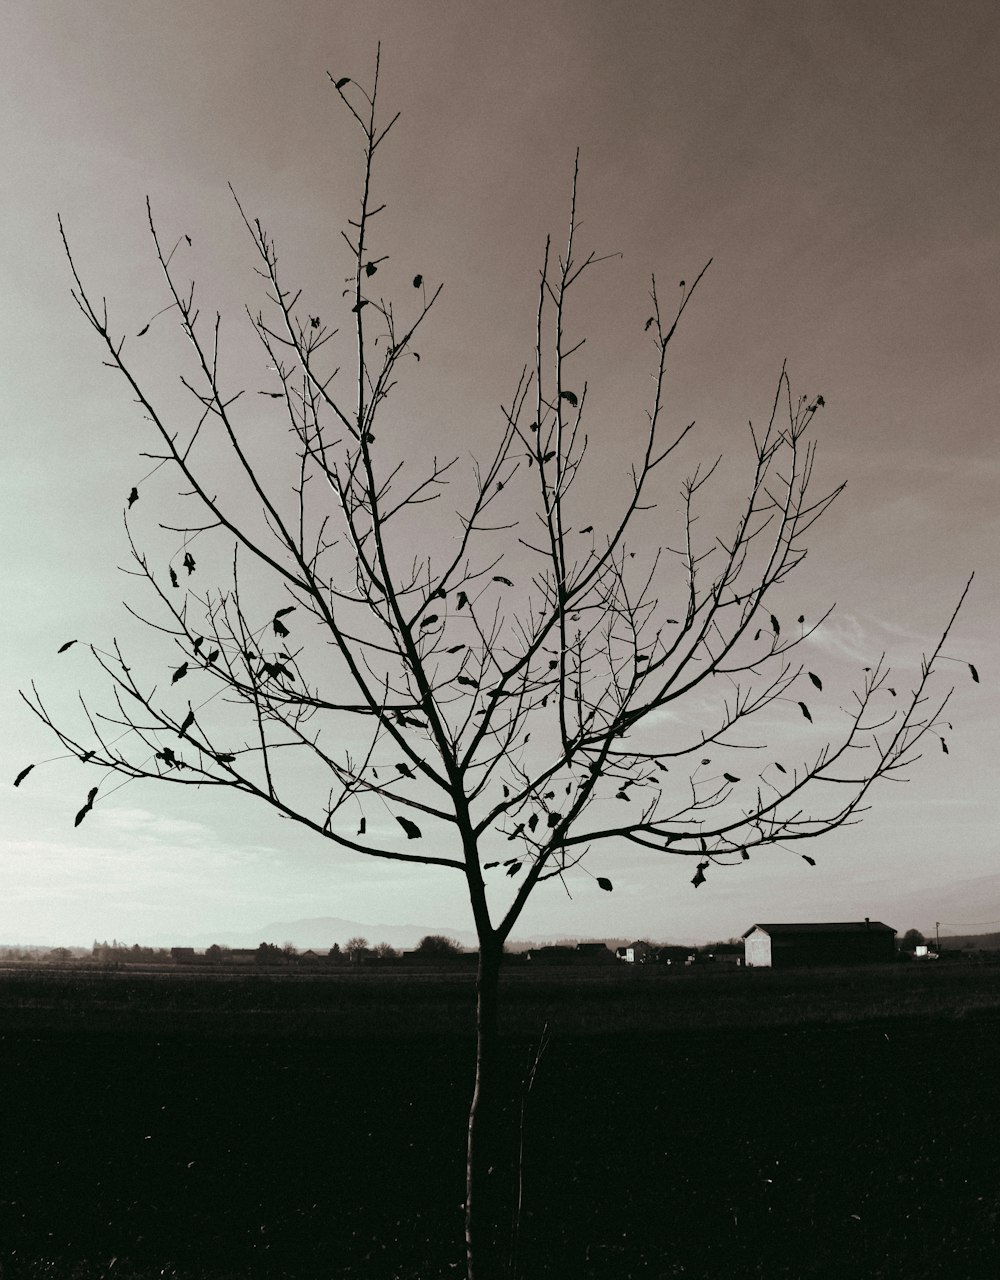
<box><xmin>465</xmin><ymin>937</ymin><xmax>506</xmax><ymax>1280</ymax></box>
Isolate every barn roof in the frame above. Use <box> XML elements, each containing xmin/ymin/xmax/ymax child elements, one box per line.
<box><xmin>742</xmin><ymin>921</ymin><xmax>896</xmax><ymax>939</ymax></box>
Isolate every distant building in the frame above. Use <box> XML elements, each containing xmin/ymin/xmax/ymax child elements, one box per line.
<box><xmin>525</xmin><ymin>942</ymin><xmax>616</xmax><ymax>965</ymax></box>
<box><xmin>574</xmin><ymin>942</ymin><xmax>616</xmax><ymax>964</ymax></box>
<box><xmin>400</xmin><ymin>949</ymin><xmax>476</xmax><ymax>967</ymax></box>
<box><xmin>742</xmin><ymin>920</ymin><xmax>896</xmax><ymax>969</ymax></box>
<box><xmin>693</xmin><ymin>948</ymin><xmax>743</xmax><ymax>966</ymax></box>
<box><xmin>615</xmin><ymin>941</ymin><xmax>655</xmax><ymax>964</ymax></box>
<box><xmin>525</xmin><ymin>946</ymin><xmax>576</xmax><ymax>965</ymax></box>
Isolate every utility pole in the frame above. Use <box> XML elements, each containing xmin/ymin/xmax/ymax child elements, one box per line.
<box><xmin>935</xmin><ymin>921</ymin><xmax>941</xmax><ymax>953</ymax></box>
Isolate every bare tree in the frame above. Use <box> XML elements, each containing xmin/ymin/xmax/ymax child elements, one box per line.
<box><xmin>19</xmin><ymin>50</ymin><xmax>972</xmax><ymax>1280</ymax></box>
<box><xmin>344</xmin><ymin>936</ymin><xmax>370</xmax><ymax>962</ymax></box>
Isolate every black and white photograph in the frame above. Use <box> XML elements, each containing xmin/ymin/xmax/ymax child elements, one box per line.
<box><xmin>3</xmin><ymin>3</ymin><xmax>998</xmax><ymax>1277</ymax></box>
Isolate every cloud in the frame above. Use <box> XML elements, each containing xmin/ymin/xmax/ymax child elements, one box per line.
<box><xmin>802</xmin><ymin>613</ymin><xmax>878</xmax><ymax>663</ymax></box>
<box><xmin>93</xmin><ymin>806</ymin><xmax>216</xmax><ymax>845</ymax></box>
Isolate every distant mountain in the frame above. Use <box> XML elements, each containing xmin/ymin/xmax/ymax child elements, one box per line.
<box><xmin>895</xmin><ymin>870</ymin><xmax>1000</xmax><ymax>937</ymax></box>
<box><xmin>937</xmin><ymin>931</ymin><xmax>1000</xmax><ymax>951</ymax></box>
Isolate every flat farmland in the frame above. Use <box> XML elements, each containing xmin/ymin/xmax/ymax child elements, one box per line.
<box><xmin>2</xmin><ymin>958</ymin><xmax>1000</xmax><ymax>1037</ymax></box>
<box><xmin>0</xmin><ymin>962</ymin><xmax>997</xmax><ymax>1278</ymax></box>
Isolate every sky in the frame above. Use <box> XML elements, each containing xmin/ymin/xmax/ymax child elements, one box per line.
<box><xmin>2</xmin><ymin>0</ymin><xmax>997</xmax><ymax>947</ymax></box>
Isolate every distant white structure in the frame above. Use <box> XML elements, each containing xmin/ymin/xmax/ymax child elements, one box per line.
<box><xmin>615</xmin><ymin>940</ymin><xmax>655</xmax><ymax>964</ymax></box>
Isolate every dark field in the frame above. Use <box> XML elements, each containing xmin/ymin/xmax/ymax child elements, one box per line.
<box><xmin>1</xmin><ymin>963</ymin><xmax>998</xmax><ymax>1278</ymax></box>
